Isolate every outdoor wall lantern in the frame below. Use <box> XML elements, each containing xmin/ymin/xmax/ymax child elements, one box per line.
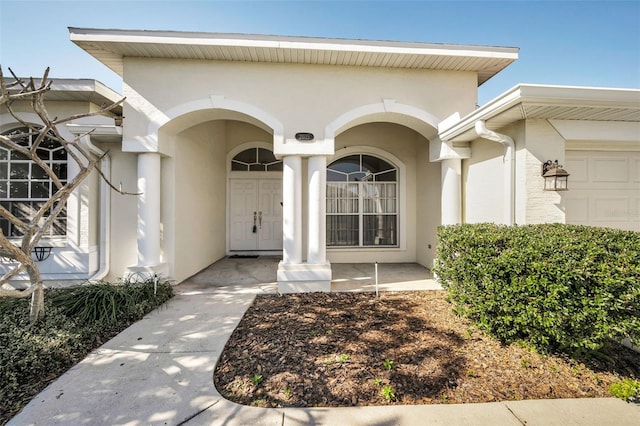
<box><xmin>541</xmin><ymin>160</ymin><xmax>570</xmax><ymax>191</ymax></box>
<box><xmin>32</xmin><ymin>247</ymin><xmax>52</xmax><ymax>262</ymax></box>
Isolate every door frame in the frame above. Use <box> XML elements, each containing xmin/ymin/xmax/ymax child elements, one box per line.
<box><xmin>226</xmin><ymin>142</ymin><xmax>283</xmax><ymax>255</ymax></box>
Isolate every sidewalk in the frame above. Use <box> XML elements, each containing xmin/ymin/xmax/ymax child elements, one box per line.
<box><xmin>9</xmin><ymin>272</ymin><xmax>640</xmax><ymax>425</ymax></box>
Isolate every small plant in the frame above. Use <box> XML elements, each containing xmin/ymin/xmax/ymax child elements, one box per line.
<box><xmin>381</xmin><ymin>385</ymin><xmax>395</xmax><ymax>401</ymax></box>
<box><xmin>373</xmin><ymin>378</ymin><xmax>383</xmax><ymax>386</ymax></box>
<box><xmin>284</xmin><ymin>387</ymin><xmax>292</xmax><ymax>397</ymax></box>
<box><xmin>383</xmin><ymin>359</ymin><xmax>395</xmax><ymax>370</ymax></box>
<box><xmin>609</xmin><ymin>379</ymin><xmax>640</xmax><ymax>402</ymax></box>
<box><xmin>251</xmin><ymin>374</ymin><xmax>263</xmax><ymax>385</ymax></box>
<box><xmin>338</xmin><ymin>353</ymin><xmax>350</xmax><ymax>363</ymax></box>
<box><xmin>323</xmin><ymin>357</ymin><xmax>334</xmax><ymax>365</ymax></box>
<box><xmin>466</xmin><ymin>369</ymin><xmax>477</xmax><ymax>377</ymax></box>
<box><xmin>326</xmin><ymin>329</ymin><xmax>333</xmax><ymax>335</ymax></box>
<box><xmin>466</xmin><ymin>328</ymin><xmax>474</xmax><ymax>339</ymax></box>
<box><xmin>520</xmin><ymin>358</ymin><xmax>530</xmax><ymax>368</ymax></box>
<box><xmin>309</xmin><ymin>329</ymin><xmax>318</xmax><ymax>337</ymax></box>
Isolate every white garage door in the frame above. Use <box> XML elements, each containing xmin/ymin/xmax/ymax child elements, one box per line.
<box><xmin>564</xmin><ymin>151</ymin><xmax>640</xmax><ymax>231</ymax></box>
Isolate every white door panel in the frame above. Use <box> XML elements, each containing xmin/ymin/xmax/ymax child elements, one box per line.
<box><xmin>229</xmin><ymin>179</ymin><xmax>283</xmax><ymax>251</ymax></box>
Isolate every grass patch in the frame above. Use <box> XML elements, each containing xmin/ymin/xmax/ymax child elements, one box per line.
<box><xmin>0</xmin><ymin>278</ymin><xmax>173</xmax><ymax>424</ymax></box>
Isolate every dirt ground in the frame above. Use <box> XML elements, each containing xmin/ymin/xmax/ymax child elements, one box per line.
<box><xmin>214</xmin><ymin>291</ymin><xmax>639</xmax><ymax>408</ymax></box>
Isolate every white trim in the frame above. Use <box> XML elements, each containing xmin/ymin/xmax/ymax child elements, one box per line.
<box><xmin>139</xmin><ymin>96</ymin><xmax>284</xmax><ymax>154</ymax></box>
<box><xmin>326</xmin><ymin>146</ymin><xmax>407</xmax><ymax>251</ymax></box>
<box><xmin>325</xmin><ymin>100</ymin><xmax>440</xmax><ymax>142</ymax></box>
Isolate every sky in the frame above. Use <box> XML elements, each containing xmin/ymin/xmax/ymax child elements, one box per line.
<box><xmin>1</xmin><ymin>0</ymin><xmax>639</xmax><ymax>105</ymax></box>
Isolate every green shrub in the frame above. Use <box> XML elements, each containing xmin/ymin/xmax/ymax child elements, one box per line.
<box><xmin>609</xmin><ymin>378</ymin><xmax>640</xmax><ymax>402</ymax></box>
<box><xmin>0</xmin><ymin>278</ymin><xmax>173</xmax><ymax>423</ymax></box>
<box><xmin>434</xmin><ymin>223</ymin><xmax>640</xmax><ymax>354</ymax></box>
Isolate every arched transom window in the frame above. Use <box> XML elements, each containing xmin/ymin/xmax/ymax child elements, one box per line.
<box><xmin>326</xmin><ymin>154</ymin><xmax>397</xmax><ymax>247</ymax></box>
<box><xmin>0</xmin><ymin>127</ymin><xmax>67</xmax><ymax>237</ymax></box>
<box><xmin>231</xmin><ymin>147</ymin><xmax>282</xmax><ymax>171</ymax></box>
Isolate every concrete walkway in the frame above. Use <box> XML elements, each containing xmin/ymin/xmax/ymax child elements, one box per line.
<box><xmin>9</xmin><ymin>259</ymin><xmax>640</xmax><ymax>426</ymax></box>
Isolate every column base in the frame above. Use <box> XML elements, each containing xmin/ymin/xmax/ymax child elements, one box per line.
<box><xmin>125</xmin><ymin>263</ymin><xmax>169</xmax><ymax>282</ymax></box>
<box><xmin>277</xmin><ymin>261</ymin><xmax>332</xmax><ymax>293</ymax></box>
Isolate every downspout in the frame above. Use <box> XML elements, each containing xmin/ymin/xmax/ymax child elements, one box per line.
<box><xmin>474</xmin><ymin>121</ymin><xmax>515</xmax><ymax>225</ymax></box>
<box><xmin>80</xmin><ymin>135</ymin><xmax>111</xmax><ymax>281</ymax></box>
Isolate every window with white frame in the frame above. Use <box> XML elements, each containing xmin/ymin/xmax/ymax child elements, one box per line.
<box><xmin>0</xmin><ymin>127</ymin><xmax>67</xmax><ymax>237</ymax></box>
<box><xmin>326</xmin><ymin>154</ymin><xmax>397</xmax><ymax>247</ymax></box>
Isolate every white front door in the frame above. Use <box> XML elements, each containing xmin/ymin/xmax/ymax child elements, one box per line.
<box><xmin>229</xmin><ymin>179</ymin><xmax>283</xmax><ymax>251</ymax></box>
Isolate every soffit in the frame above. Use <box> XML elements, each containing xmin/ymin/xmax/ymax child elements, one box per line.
<box><xmin>69</xmin><ymin>28</ymin><xmax>519</xmax><ymax>86</ymax></box>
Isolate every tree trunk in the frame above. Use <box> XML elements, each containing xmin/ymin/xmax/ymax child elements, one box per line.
<box><xmin>29</xmin><ymin>282</ymin><xmax>45</xmax><ymax>322</ymax></box>
<box><xmin>27</xmin><ymin>265</ymin><xmax>45</xmax><ymax>322</ymax></box>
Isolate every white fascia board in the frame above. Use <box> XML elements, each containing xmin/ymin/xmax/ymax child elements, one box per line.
<box><xmin>438</xmin><ymin>84</ymin><xmax>525</xmax><ymax>141</ymax></box>
<box><xmin>517</xmin><ymin>84</ymin><xmax>640</xmax><ymax>108</ymax></box>
<box><xmin>69</xmin><ymin>27</ymin><xmax>519</xmax><ymax>60</ymax></box>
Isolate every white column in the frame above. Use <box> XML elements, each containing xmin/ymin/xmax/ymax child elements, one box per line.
<box><xmin>307</xmin><ymin>155</ymin><xmax>327</xmax><ymax>264</ymax></box>
<box><xmin>282</xmin><ymin>155</ymin><xmax>302</xmax><ymax>264</ymax></box>
<box><xmin>441</xmin><ymin>158</ymin><xmax>462</xmax><ymax>225</ymax></box>
<box><xmin>137</xmin><ymin>152</ymin><xmax>162</xmax><ymax>266</ymax></box>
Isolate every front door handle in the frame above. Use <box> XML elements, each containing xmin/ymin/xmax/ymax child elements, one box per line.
<box><xmin>258</xmin><ymin>211</ymin><xmax>263</xmax><ymax>229</ymax></box>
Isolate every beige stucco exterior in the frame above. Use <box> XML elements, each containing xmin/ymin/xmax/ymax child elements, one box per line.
<box><xmin>3</xmin><ymin>30</ymin><xmax>638</xmax><ymax>289</ymax></box>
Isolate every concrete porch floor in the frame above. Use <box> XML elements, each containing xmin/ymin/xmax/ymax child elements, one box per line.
<box><xmin>179</xmin><ymin>256</ymin><xmax>441</xmax><ymax>292</ymax></box>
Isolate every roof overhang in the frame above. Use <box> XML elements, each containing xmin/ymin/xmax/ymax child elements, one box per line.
<box><xmin>7</xmin><ymin>78</ymin><xmax>123</xmax><ymax>116</ymax></box>
<box><xmin>439</xmin><ymin>84</ymin><xmax>640</xmax><ymax>143</ymax></box>
<box><xmin>69</xmin><ymin>27</ymin><xmax>519</xmax><ymax>86</ymax></box>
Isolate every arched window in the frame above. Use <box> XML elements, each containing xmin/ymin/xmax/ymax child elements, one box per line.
<box><xmin>0</xmin><ymin>127</ymin><xmax>67</xmax><ymax>237</ymax></box>
<box><xmin>326</xmin><ymin>154</ymin><xmax>397</xmax><ymax>247</ymax></box>
<box><xmin>231</xmin><ymin>147</ymin><xmax>282</xmax><ymax>171</ymax></box>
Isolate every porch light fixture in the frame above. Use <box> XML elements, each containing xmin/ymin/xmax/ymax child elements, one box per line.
<box><xmin>295</xmin><ymin>132</ymin><xmax>314</xmax><ymax>142</ymax></box>
<box><xmin>542</xmin><ymin>160</ymin><xmax>570</xmax><ymax>191</ymax></box>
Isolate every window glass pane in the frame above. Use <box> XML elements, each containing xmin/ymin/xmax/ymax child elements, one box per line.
<box><xmin>9</xmin><ymin>182</ymin><xmax>28</xmax><ymax>198</ymax></box>
<box><xmin>233</xmin><ymin>148</ymin><xmax>257</xmax><ymax>164</ymax></box>
<box><xmin>363</xmin><ymin>215</ymin><xmax>397</xmax><ymax>246</ymax></box>
<box><xmin>375</xmin><ymin>170</ymin><xmax>397</xmax><ymax>182</ymax></box>
<box><xmin>328</xmin><ymin>155</ymin><xmax>360</xmax><ymax>174</ymax></box>
<box><xmin>52</xmin><ymin>148</ymin><xmax>66</xmax><ymax>161</ymax></box>
<box><xmin>10</xmin><ymin>163</ymin><xmax>29</xmax><ymax>179</ymax></box>
<box><xmin>0</xmin><ymin>149</ymin><xmax>8</xmax><ymax>160</ymax></box>
<box><xmin>0</xmin><ymin>181</ymin><xmax>6</xmax><ymax>198</ymax></box>
<box><xmin>12</xmin><ymin>201</ymin><xmax>35</xmax><ymax>219</ymax></box>
<box><xmin>326</xmin><ymin>215</ymin><xmax>359</xmax><ymax>246</ymax></box>
<box><xmin>36</xmin><ymin>148</ymin><xmax>50</xmax><ymax>160</ymax></box>
<box><xmin>249</xmin><ymin>163</ymin><xmax>265</xmax><ymax>172</ymax></box>
<box><xmin>327</xmin><ymin>170</ymin><xmax>346</xmax><ymax>181</ymax></box>
<box><xmin>0</xmin><ymin>219</ymin><xmax>8</xmax><ymax>238</ymax></box>
<box><xmin>31</xmin><ymin>182</ymin><xmax>49</xmax><ymax>198</ymax></box>
<box><xmin>32</xmin><ymin>164</ymin><xmax>48</xmax><ymax>179</ymax></box>
<box><xmin>266</xmin><ymin>162</ymin><xmax>283</xmax><ymax>172</ymax></box>
<box><xmin>258</xmin><ymin>148</ymin><xmax>277</xmax><ymax>164</ymax></box>
<box><xmin>231</xmin><ymin>161</ymin><xmax>248</xmax><ymax>171</ymax></box>
<box><xmin>10</xmin><ymin>150</ymin><xmax>28</xmax><ymax>161</ymax></box>
<box><xmin>0</xmin><ymin>163</ymin><xmax>7</xmax><ymax>179</ymax></box>
<box><xmin>362</xmin><ymin>155</ymin><xmax>393</xmax><ymax>174</ymax></box>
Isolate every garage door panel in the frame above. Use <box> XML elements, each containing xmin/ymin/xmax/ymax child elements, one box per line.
<box><xmin>565</xmin><ymin>150</ymin><xmax>640</xmax><ymax>231</ymax></box>
<box><xmin>592</xmin><ymin>158</ymin><xmax>628</xmax><ymax>183</ymax></box>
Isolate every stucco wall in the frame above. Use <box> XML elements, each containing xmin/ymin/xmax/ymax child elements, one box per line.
<box><xmin>463</xmin><ymin>139</ymin><xmax>505</xmax><ymax>224</ymax></box>
<box><xmin>415</xmin><ymin>140</ymin><xmax>440</xmax><ymax>268</ymax></box>
<box><xmin>122</xmin><ymin>58</ymin><xmax>478</xmax><ymax>153</ymax></box>
<box><xmin>171</xmin><ymin>121</ymin><xmax>227</xmax><ymax>282</ymax></box>
<box><xmin>105</xmin><ymin>143</ymin><xmax>138</xmax><ymax>281</ymax></box>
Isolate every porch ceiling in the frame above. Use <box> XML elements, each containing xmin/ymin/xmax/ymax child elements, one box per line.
<box><xmin>69</xmin><ymin>28</ymin><xmax>518</xmax><ymax>86</ymax></box>
<box><xmin>439</xmin><ymin>84</ymin><xmax>640</xmax><ymax>142</ymax></box>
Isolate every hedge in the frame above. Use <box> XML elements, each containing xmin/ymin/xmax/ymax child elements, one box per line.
<box><xmin>433</xmin><ymin>223</ymin><xmax>640</xmax><ymax>354</ymax></box>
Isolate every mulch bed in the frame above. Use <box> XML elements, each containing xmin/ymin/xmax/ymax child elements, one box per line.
<box><xmin>214</xmin><ymin>291</ymin><xmax>639</xmax><ymax>407</ymax></box>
